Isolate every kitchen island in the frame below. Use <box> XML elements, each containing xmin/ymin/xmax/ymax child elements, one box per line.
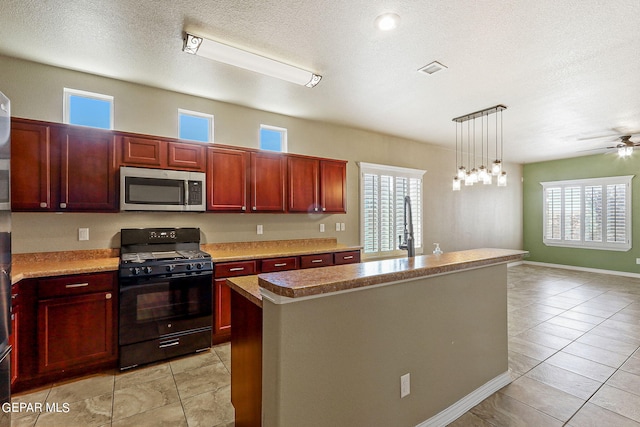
<box><xmin>227</xmin><ymin>248</ymin><xmax>527</xmax><ymax>427</ymax></box>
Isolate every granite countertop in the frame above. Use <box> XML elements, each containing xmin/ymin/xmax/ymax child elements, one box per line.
<box><xmin>202</xmin><ymin>238</ymin><xmax>361</xmax><ymax>263</ymax></box>
<box><xmin>12</xmin><ymin>250</ymin><xmax>120</xmax><ymax>284</ymax></box>
<box><xmin>258</xmin><ymin>248</ymin><xmax>528</xmax><ymax>299</ymax></box>
<box><xmin>11</xmin><ymin>238</ymin><xmax>362</xmax><ymax>285</ymax></box>
<box><xmin>225</xmin><ymin>275</ymin><xmax>262</xmax><ymax>308</ymax></box>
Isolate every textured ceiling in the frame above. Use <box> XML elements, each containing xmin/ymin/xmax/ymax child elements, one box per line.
<box><xmin>1</xmin><ymin>0</ymin><xmax>640</xmax><ymax>163</ymax></box>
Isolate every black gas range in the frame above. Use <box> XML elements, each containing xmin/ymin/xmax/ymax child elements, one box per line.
<box><xmin>118</xmin><ymin>227</ymin><xmax>213</xmax><ymax>370</ymax></box>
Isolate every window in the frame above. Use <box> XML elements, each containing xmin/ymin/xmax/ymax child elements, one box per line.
<box><xmin>542</xmin><ymin>175</ymin><xmax>633</xmax><ymax>251</ymax></box>
<box><xmin>178</xmin><ymin>109</ymin><xmax>214</xmax><ymax>142</ymax></box>
<box><xmin>359</xmin><ymin>162</ymin><xmax>425</xmax><ymax>258</ymax></box>
<box><xmin>260</xmin><ymin>125</ymin><xmax>287</xmax><ymax>152</ymax></box>
<box><xmin>63</xmin><ymin>88</ymin><xmax>113</xmax><ymax>129</ymax></box>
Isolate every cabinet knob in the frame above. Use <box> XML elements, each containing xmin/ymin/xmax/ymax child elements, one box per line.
<box><xmin>314</xmin><ymin>207</ymin><xmax>318</xmax><ymax>212</ymax></box>
<box><xmin>322</xmin><ymin>207</ymin><xmax>326</xmax><ymax>211</ymax></box>
<box><xmin>106</xmin><ymin>293</ymin><xmax>112</xmax><ymax>300</ymax></box>
<box><xmin>40</xmin><ymin>202</ymin><xmax>47</xmax><ymax>208</ymax></box>
<box><xmin>60</xmin><ymin>203</ymin><xmax>67</xmax><ymax>209</ymax></box>
<box><xmin>242</xmin><ymin>206</ymin><xmax>246</xmax><ymax>211</ymax></box>
<box><xmin>252</xmin><ymin>206</ymin><xmax>256</xmax><ymax>210</ymax></box>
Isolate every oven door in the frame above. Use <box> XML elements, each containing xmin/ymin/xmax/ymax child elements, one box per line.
<box><xmin>119</xmin><ymin>273</ymin><xmax>212</xmax><ymax>346</ymax></box>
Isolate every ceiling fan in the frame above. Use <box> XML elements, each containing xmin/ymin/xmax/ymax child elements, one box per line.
<box><xmin>605</xmin><ymin>135</ymin><xmax>640</xmax><ymax>157</ymax></box>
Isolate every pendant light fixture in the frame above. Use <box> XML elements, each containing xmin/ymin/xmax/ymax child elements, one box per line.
<box><xmin>452</xmin><ymin>104</ymin><xmax>507</xmax><ymax>191</ymax></box>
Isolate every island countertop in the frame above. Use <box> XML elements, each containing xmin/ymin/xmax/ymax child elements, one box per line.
<box><xmin>258</xmin><ymin>248</ymin><xmax>527</xmax><ymax>299</ymax></box>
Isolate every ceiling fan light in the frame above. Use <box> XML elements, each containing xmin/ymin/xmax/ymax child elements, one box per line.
<box><xmin>618</xmin><ymin>145</ymin><xmax>633</xmax><ymax>157</ymax></box>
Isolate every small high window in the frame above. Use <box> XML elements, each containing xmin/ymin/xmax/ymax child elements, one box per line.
<box><xmin>63</xmin><ymin>88</ymin><xmax>114</xmax><ymax>130</ymax></box>
<box><xmin>260</xmin><ymin>125</ymin><xmax>287</xmax><ymax>152</ymax></box>
<box><xmin>178</xmin><ymin>109</ymin><xmax>214</xmax><ymax>143</ymax></box>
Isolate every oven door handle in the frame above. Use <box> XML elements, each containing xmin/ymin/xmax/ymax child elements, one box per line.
<box><xmin>159</xmin><ymin>338</ymin><xmax>180</xmax><ymax>349</ymax></box>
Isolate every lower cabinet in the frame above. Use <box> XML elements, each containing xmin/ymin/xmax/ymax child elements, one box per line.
<box><xmin>213</xmin><ymin>260</ymin><xmax>257</xmax><ymax>344</ymax></box>
<box><xmin>12</xmin><ymin>272</ymin><xmax>118</xmax><ymax>393</ymax></box>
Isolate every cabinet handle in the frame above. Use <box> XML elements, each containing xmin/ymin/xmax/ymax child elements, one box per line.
<box><xmin>65</xmin><ymin>282</ymin><xmax>89</xmax><ymax>288</ymax></box>
<box><xmin>311</xmin><ymin>259</ymin><xmax>323</xmax><ymax>263</ymax></box>
<box><xmin>274</xmin><ymin>263</ymin><xmax>287</xmax><ymax>267</ymax></box>
<box><xmin>343</xmin><ymin>256</ymin><xmax>354</xmax><ymax>260</ymax></box>
<box><xmin>159</xmin><ymin>339</ymin><xmax>180</xmax><ymax>349</ymax></box>
<box><xmin>229</xmin><ymin>267</ymin><xmax>245</xmax><ymax>272</ymax></box>
<box><xmin>60</xmin><ymin>203</ymin><xmax>67</xmax><ymax>209</ymax></box>
<box><xmin>40</xmin><ymin>202</ymin><xmax>48</xmax><ymax>208</ymax></box>
<box><xmin>106</xmin><ymin>293</ymin><xmax>112</xmax><ymax>299</ymax></box>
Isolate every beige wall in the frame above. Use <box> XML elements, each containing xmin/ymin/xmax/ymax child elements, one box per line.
<box><xmin>3</xmin><ymin>55</ymin><xmax>523</xmax><ymax>254</ymax></box>
<box><xmin>262</xmin><ymin>264</ymin><xmax>508</xmax><ymax>426</ymax></box>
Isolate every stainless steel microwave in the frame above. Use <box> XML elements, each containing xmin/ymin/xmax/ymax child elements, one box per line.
<box><xmin>120</xmin><ymin>166</ymin><xmax>206</xmax><ymax>212</ymax></box>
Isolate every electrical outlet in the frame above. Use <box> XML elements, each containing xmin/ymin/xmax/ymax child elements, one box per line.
<box><xmin>335</xmin><ymin>223</ymin><xmax>340</xmax><ymax>231</ymax></box>
<box><xmin>319</xmin><ymin>224</ymin><xmax>325</xmax><ymax>233</ymax></box>
<box><xmin>400</xmin><ymin>373</ymin><xmax>410</xmax><ymax>398</ymax></box>
<box><xmin>636</xmin><ymin>258</ymin><xmax>640</xmax><ymax>265</ymax></box>
<box><xmin>78</xmin><ymin>228</ymin><xmax>89</xmax><ymax>241</ymax></box>
<box><xmin>257</xmin><ymin>225</ymin><xmax>263</xmax><ymax>235</ymax></box>
<box><xmin>340</xmin><ymin>222</ymin><xmax>345</xmax><ymax>231</ymax></box>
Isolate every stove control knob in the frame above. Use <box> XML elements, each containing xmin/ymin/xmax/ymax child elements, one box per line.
<box><xmin>196</xmin><ymin>262</ymin><xmax>205</xmax><ymax>269</ymax></box>
<box><xmin>166</xmin><ymin>265</ymin><xmax>175</xmax><ymax>272</ymax></box>
<box><xmin>144</xmin><ymin>266</ymin><xmax>153</xmax><ymax>274</ymax></box>
<box><xmin>187</xmin><ymin>264</ymin><xmax>194</xmax><ymax>270</ymax></box>
<box><xmin>130</xmin><ymin>267</ymin><xmax>141</xmax><ymax>275</ymax></box>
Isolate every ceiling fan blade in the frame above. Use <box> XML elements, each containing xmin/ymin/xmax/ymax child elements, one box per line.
<box><xmin>577</xmin><ymin>133</ymin><xmax>620</xmax><ymax>141</ymax></box>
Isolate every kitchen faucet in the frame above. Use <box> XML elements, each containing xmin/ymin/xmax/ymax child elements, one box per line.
<box><xmin>398</xmin><ymin>195</ymin><xmax>415</xmax><ymax>257</ymax></box>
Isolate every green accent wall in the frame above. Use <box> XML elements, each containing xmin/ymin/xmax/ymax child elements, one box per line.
<box><xmin>523</xmin><ymin>153</ymin><xmax>640</xmax><ymax>273</ymax></box>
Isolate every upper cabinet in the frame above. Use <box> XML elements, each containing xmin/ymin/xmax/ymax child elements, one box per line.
<box><xmin>288</xmin><ymin>156</ymin><xmax>346</xmax><ymax>213</ymax></box>
<box><xmin>120</xmin><ymin>135</ymin><xmax>205</xmax><ymax>172</ymax></box>
<box><xmin>206</xmin><ymin>147</ymin><xmax>249</xmax><ymax>212</ymax></box>
<box><xmin>11</xmin><ymin>118</ymin><xmax>118</xmax><ymax>212</ymax></box>
<box><xmin>250</xmin><ymin>152</ymin><xmax>286</xmax><ymax>212</ymax></box>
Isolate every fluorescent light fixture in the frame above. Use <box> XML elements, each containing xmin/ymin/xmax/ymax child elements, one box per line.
<box><xmin>183</xmin><ymin>33</ymin><xmax>321</xmax><ymax>88</ymax></box>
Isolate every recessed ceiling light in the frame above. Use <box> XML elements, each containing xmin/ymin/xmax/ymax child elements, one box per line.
<box><xmin>418</xmin><ymin>61</ymin><xmax>448</xmax><ymax>75</ymax></box>
<box><xmin>375</xmin><ymin>13</ymin><xmax>400</xmax><ymax>31</ymax></box>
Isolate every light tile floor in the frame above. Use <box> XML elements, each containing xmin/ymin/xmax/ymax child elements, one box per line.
<box><xmin>10</xmin><ymin>264</ymin><xmax>640</xmax><ymax>426</ymax></box>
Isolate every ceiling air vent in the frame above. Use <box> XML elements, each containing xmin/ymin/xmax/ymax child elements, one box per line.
<box><xmin>418</xmin><ymin>61</ymin><xmax>447</xmax><ymax>75</ymax></box>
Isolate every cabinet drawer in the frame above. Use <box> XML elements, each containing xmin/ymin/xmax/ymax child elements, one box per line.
<box><xmin>260</xmin><ymin>257</ymin><xmax>299</xmax><ymax>273</ymax></box>
<box><xmin>300</xmin><ymin>253</ymin><xmax>334</xmax><ymax>269</ymax></box>
<box><xmin>214</xmin><ymin>260</ymin><xmax>257</xmax><ymax>278</ymax></box>
<box><xmin>38</xmin><ymin>272</ymin><xmax>114</xmax><ymax>299</ymax></box>
<box><xmin>334</xmin><ymin>251</ymin><xmax>361</xmax><ymax>265</ymax></box>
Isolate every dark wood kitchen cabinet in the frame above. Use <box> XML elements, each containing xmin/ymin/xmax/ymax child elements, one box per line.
<box><xmin>10</xmin><ymin>118</ymin><xmax>118</xmax><ymax>212</ymax></box>
<box><xmin>119</xmin><ymin>135</ymin><xmax>206</xmax><ymax>171</ymax></box>
<box><xmin>250</xmin><ymin>151</ymin><xmax>286</xmax><ymax>212</ymax></box>
<box><xmin>207</xmin><ymin>147</ymin><xmax>249</xmax><ymax>212</ymax></box>
<box><xmin>287</xmin><ymin>155</ymin><xmax>347</xmax><ymax>213</ymax></box>
<box><xmin>213</xmin><ymin>260</ymin><xmax>256</xmax><ymax>344</ymax></box>
<box><xmin>36</xmin><ymin>272</ymin><xmax>117</xmax><ymax>374</ymax></box>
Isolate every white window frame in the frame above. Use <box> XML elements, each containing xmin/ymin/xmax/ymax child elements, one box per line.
<box><xmin>178</xmin><ymin>108</ymin><xmax>214</xmax><ymax>143</ymax></box>
<box><xmin>259</xmin><ymin>124</ymin><xmax>288</xmax><ymax>152</ymax></box>
<box><xmin>541</xmin><ymin>175</ymin><xmax>633</xmax><ymax>251</ymax></box>
<box><xmin>63</xmin><ymin>88</ymin><xmax>114</xmax><ymax>130</ymax></box>
<box><xmin>359</xmin><ymin>162</ymin><xmax>426</xmax><ymax>259</ymax></box>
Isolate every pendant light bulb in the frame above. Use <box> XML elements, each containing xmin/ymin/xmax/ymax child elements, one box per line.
<box><xmin>477</xmin><ymin>165</ymin><xmax>488</xmax><ymax>182</ymax></box>
<box><xmin>465</xmin><ymin>171</ymin><xmax>474</xmax><ymax>186</ymax></box>
<box><xmin>452</xmin><ymin>176</ymin><xmax>461</xmax><ymax>191</ymax></box>
<box><xmin>497</xmin><ymin>171</ymin><xmax>507</xmax><ymax>187</ymax></box>
<box><xmin>483</xmin><ymin>173</ymin><xmax>492</xmax><ymax>185</ymax></box>
<box><xmin>491</xmin><ymin>160</ymin><xmax>502</xmax><ymax>176</ymax></box>
<box><xmin>457</xmin><ymin>166</ymin><xmax>466</xmax><ymax>180</ymax></box>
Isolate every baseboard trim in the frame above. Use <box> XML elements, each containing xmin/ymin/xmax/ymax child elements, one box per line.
<box><xmin>523</xmin><ymin>260</ymin><xmax>640</xmax><ymax>279</ymax></box>
<box><xmin>416</xmin><ymin>371</ymin><xmax>511</xmax><ymax>427</ymax></box>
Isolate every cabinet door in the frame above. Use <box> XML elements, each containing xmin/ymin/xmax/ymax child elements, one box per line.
<box><xmin>59</xmin><ymin>127</ymin><xmax>118</xmax><ymax>211</ymax></box>
<box><xmin>37</xmin><ymin>291</ymin><xmax>114</xmax><ymax>373</ymax></box>
<box><xmin>120</xmin><ymin>136</ymin><xmax>165</xmax><ymax>167</ymax></box>
<box><xmin>250</xmin><ymin>152</ymin><xmax>286</xmax><ymax>212</ymax></box>
<box><xmin>207</xmin><ymin>147</ymin><xmax>249</xmax><ymax>212</ymax></box>
<box><xmin>214</xmin><ymin>278</ymin><xmax>231</xmax><ymax>336</ymax></box>
<box><xmin>320</xmin><ymin>160</ymin><xmax>347</xmax><ymax>213</ymax></box>
<box><xmin>10</xmin><ymin>120</ymin><xmax>53</xmax><ymax>211</ymax></box>
<box><xmin>10</xmin><ymin>297</ymin><xmax>19</xmax><ymax>386</ymax></box>
<box><xmin>168</xmin><ymin>142</ymin><xmax>206</xmax><ymax>171</ymax></box>
<box><xmin>287</xmin><ymin>156</ymin><xmax>319</xmax><ymax>212</ymax></box>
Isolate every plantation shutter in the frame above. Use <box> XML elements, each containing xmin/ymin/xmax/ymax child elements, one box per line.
<box><xmin>606</xmin><ymin>183</ymin><xmax>626</xmax><ymax>243</ymax></box>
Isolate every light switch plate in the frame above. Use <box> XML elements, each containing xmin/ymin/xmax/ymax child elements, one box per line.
<box><xmin>340</xmin><ymin>223</ymin><xmax>345</xmax><ymax>231</ymax></box>
<box><xmin>78</xmin><ymin>228</ymin><xmax>89</xmax><ymax>241</ymax></box>
<box><xmin>335</xmin><ymin>223</ymin><xmax>340</xmax><ymax>231</ymax></box>
<box><xmin>320</xmin><ymin>224</ymin><xmax>325</xmax><ymax>233</ymax></box>
<box><xmin>400</xmin><ymin>373</ymin><xmax>410</xmax><ymax>398</ymax></box>
<box><xmin>257</xmin><ymin>225</ymin><xmax>263</xmax><ymax>235</ymax></box>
